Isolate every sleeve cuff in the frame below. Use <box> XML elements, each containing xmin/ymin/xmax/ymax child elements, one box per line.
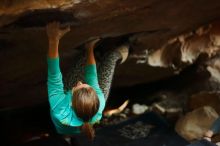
<box><xmin>85</xmin><ymin>64</ymin><xmax>97</xmax><ymax>74</ymax></box>
<box><xmin>47</xmin><ymin>57</ymin><xmax>61</xmax><ymax>73</ymax></box>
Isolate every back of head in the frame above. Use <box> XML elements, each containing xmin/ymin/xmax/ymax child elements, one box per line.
<box><xmin>72</xmin><ymin>87</ymin><xmax>99</xmax><ymax>140</ymax></box>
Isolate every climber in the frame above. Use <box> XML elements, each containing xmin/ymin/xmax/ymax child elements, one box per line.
<box><xmin>46</xmin><ymin>21</ymin><xmax>129</xmax><ymax>141</ymax></box>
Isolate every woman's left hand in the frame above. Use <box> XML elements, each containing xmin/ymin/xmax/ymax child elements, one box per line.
<box><xmin>85</xmin><ymin>38</ymin><xmax>100</xmax><ymax>49</ymax></box>
<box><xmin>46</xmin><ymin>21</ymin><xmax>70</xmax><ymax>41</ymax></box>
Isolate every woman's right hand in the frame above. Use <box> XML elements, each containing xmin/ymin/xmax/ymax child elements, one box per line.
<box><xmin>85</xmin><ymin>38</ymin><xmax>100</xmax><ymax>49</ymax></box>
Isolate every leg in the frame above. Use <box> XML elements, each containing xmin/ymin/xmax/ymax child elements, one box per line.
<box><xmin>97</xmin><ymin>45</ymin><xmax>129</xmax><ymax>100</ymax></box>
<box><xmin>64</xmin><ymin>50</ymin><xmax>86</xmax><ymax>90</ymax></box>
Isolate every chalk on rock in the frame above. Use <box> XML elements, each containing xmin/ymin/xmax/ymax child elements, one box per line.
<box><xmin>132</xmin><ymin>103</ymin><xmax>149</xmax><ymax>115</ymax></box>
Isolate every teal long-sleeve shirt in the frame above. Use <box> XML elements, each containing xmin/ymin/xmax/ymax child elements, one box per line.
<box><xmin>47</xmin><ymin>57</ymin><xmax>105</xmax><ymax>135</ymax></box>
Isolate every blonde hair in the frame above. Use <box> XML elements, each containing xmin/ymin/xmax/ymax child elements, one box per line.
<box><xmin>72</xmin><ymin>87</ymin><xmax>99</xmax><ymax>140</ymax></box>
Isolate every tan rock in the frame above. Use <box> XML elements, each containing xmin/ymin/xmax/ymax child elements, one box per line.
<box><xmin>175</xmin><ymin>106</ymin><xmax>219</xmax><ymax>141</ymax></box>
<box><xmin>147</xmin><ymin>38</ymin><xmax>181</xmax><ymax>68</ymax></box>
<box><xmin>180</xmin><ymin>33</ymin><xmax>211</xmax><ymax>63</ymax></box>
<box><xmin>206</xmin><ymin>58</ymin><xmax>220</xmax><ymax>83</ymax></box>
<box><xmin>210</xmin><ymin>20</ymin><xmax>220</xmax><ymax>46</ymax></box>
<box><xmin>0</xmin><ymin>0</ymin><xmax>75</xmax><ymax>15</ymax></box>
<box><xmin>188</xmin><ymin>92</ymin><xmax>220</xmax><ymax>114</ymax></box>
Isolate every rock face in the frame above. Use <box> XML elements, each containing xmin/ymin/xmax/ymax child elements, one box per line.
<box><xmin>1</xmin><ymin>0</ymin><xmax>220</xmax><ymax>109</ymax></box>
<box><xmin>207</xmin><ymin>57</ymin><xmax>220</xmax><ymax>83</ymax></box>
<box><xmin>189</xmin><ymin>92</ymin><xmax>220</xmax><ymax>114</ymax></box>
<box><xmin>175</xmin><ymin>106</ymin><xmax>219</xmax><ymax>141</ymax></box>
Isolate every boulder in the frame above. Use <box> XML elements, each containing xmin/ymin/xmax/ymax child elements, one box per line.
<box><xmin>188</xmin><ymin>92</ymin><xmax>220</xmax><ymax>114</ymax></box>
<box><xmin>175</xmin><ymin>106</ymin><xmax>219</xmax><ymax>141</ymax></box>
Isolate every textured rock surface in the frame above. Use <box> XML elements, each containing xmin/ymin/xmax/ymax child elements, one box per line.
<box><xmin>188</xmin><ymin>92</ymin><xmax>220</xmax><ymax>114</ymax></box>
<box><xmin>1</xmin><ymin>0</ymin><xmax>220</xmax><ymax>108</ymax></box>
<box><xmin>175</xmin><ymin>106</ymin><xmax>219</xmax><ymax>141</ymax></box>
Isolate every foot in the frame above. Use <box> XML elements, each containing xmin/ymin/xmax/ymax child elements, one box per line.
<box><xmin>104</xmin><ymin>100</ymin><xmax>129</xmax><ymax>117</ymax></box>
<box><xmin>116</xmin><ymin>44</ymin><xmax>129</xmax><ymax>64</ymax></box>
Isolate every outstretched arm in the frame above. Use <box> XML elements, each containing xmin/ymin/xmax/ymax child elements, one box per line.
<box><xmin>84</xmin><ymin>38</ymin><xmax>100</xmax><ymax>86</ymax></box>
<box><xmin>47</xmin><ymin>22</ymin><xmax>70</xmax><ymax>58</ymax></box>
<box><xmin>85</xmin><ymin>39</ymin><xmax>100</xmax><ymax>65</ymax></box>
<box><xmin>46</xmin><ymin>22</ymin><xmax>70</xmax><ymax>114</ymax></box>
<box><xmin>84</xmin><ymin>39</ymin><xmax>105</xmax><ymax>121</ymax></box>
